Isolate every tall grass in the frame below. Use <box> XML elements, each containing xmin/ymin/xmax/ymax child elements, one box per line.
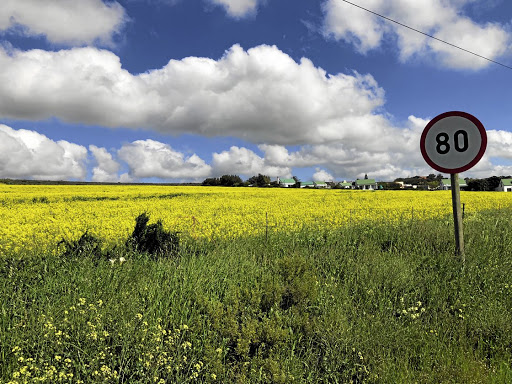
<box><xmin>1</xmin><ymin>210</ymin><xmax>512</xmax><ymax>383</ymax></box>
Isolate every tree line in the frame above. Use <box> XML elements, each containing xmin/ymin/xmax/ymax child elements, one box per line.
<box><xmin>202</xmin><ymin>174</ymin><xmax>276</xmax><ymax>187</ymax></box>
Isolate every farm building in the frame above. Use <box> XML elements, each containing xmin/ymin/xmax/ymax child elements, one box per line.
<box><xmin>496</xmin><ymin>179</ymin><xmax>512</xmax><ymax>192</ymax></box>
<box><xmin>314</xmin><ymin>181</ymin><xmax>328</xmax><ymax>188</ymax></box>
<box><xmin>278</xmin><ymin>178</ymin><xmax>296</xmax><ymax>188</ymax></box>
<box><xmin>300</xmin><ymin>181</ymin><xmax>315</xmax><ymax>188</ymax></box>
<box><xmin>355</xmin><ymin>179</ymin><xmax>377</xmax><ymax>190</ymax></box>
<box><xmin>338</xmin><ymin>181</ymin><xmax>352</xmax><ymax>189</ymax></box>
<box><xmin>439</xmin><ymin>178</ymin><xmax>467</xmax><ymax>190</ymax></box>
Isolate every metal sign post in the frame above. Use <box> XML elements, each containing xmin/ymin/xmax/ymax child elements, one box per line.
<box><xmin>450</xmin><ymin>173</ymin><xmax>464</xmax><ymax>257</ymax></box>
<box><xmin>420</xmin><ymin>111</ymin><xmax>487</xmax><ymax>259</ymax></box>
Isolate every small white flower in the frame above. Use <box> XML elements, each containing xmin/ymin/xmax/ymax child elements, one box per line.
<box><xmin>109</xmin><ymin>259</ymin><xmax>115</xmax><ymax>265</ymax></box>
<box><xmin>119</xmin><ymin>257</ymin><xmax>126</xmax><ymax>265</ymax></box>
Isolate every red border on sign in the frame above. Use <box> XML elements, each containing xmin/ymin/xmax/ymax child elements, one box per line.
<box><xmin>420</xmin><ymin>111</ymin><xmax>487</xmax><ymax>174</ymax></box>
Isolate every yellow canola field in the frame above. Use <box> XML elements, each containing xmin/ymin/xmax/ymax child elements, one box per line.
<box><xmin>1</xmin><ymin>184</ymin><xmax>512</xmax><ymax>254</ymax></box>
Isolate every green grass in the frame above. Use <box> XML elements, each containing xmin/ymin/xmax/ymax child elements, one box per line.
<box><xmin>1</xmin><ymin>211</ymin><xmax>512</xmax><ymax>383</ymax></box>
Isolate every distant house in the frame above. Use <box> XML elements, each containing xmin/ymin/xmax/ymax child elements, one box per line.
<box><xmin>338</xmin><ymin>181</ymin><xmax>352</xmax><ymax>189</ymax></box>
<box><xmin>300</xmin><ymin>181</ymin><xmax>315</xmax><ymax>188</ymax></box>
<box><xmin>496</xmin><ymin>179</ymin><xmax>512</xmax><ymax>192</ymax></box>
<box><xmin>355</xmin><ymin>179</ymin><xmax>377</xmax><ymax>190</ymax></box>
<box><xmin>439</xmin><ymin>178</ymin><xmax>467</xmax><ymax>190</ymax></box>
<box><xmin>314</xmin><ymin>181</ymin><xmax>328</xmax><ymax>188</ymax></box>
<box><xmin>278</xmin><ymin>178</ymin><xmax>296</xmax><ymax>188</ymax></box>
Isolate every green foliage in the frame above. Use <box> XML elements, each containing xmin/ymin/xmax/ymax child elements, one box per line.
<box><xmin>202</xmin><ymin>175</ymin><xmax>243</xmax><ymax>187</ymax></box>
<box><xmin>3</xmin><ymin>211</ymin><xmax>512</xmax><ymax>382</ymax></box>
<box><xmin>378</xmin><ymin>182</ymin><xmax>402</xmax><ymax>190</ymax></box>
<box><xmin>466</xmin><ymin>176</ymin><xmax>507</xmax><ymax>191</ymax></box>
<box><xmin>127</xmin><ymin>212</ymin><xmax>180</xmax><ymax>258</ymax></box>
<box><xmin>202</xmin><ymin>177</ymin><xmax>221</xmax><ymax>186</ymax></box>
<box><xmin>31</xmin><ymin>196</ymin><xmax>49</xmax><ymax>203</ymax></box>
<box><xmin>58</xmin><ymin>213</ymin><xmax>181</xmax><ymax>262</ymax></box>
<box><xmin>58</xmin><ymin>231</ymin><xmax>103</xmax><ymax>261</ymax></box>
<box><xmin>220</xmin><ymin>174</ymin><xmax>243</xmax><ymax>187</ymax></box>
<box><xmin>247</xmin><ymin>174</ymin><xmax>271</xmax><ymax>187</ymax></box>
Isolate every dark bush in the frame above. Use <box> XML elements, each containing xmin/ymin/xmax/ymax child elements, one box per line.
<box><xmin>219</xmin><ymin>174</ymin><xmax>243</xmax><ymax>187</ymax></box>
<box><xmin>127</xmin><ymin>213</ymin><xmax>180</xmax><ymax>258</ymax></box>
<box><xmin>202</xmin><ymin>177</ymin><xmax>221</xmax><ymax>186</ymax></box>
<box><xmin>32</xmin><ymin>196</ymin><xmax>49</xmax><ymax>203</ymax></box>
<box><xmin>58</xmin><ymin>231</ymin><xmax>103</xmax><ymax>261</ymax></box>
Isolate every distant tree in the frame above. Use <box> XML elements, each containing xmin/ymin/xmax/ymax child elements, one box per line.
<box><xmin>402</xmin><ymin>176</ymin><xmax>428</xmax><ymax>185</ymax></box>
<box><xmin>219</xmin><ymin>174</ymin><xmax>242</xmax><ymax>187</ymax></box>
<box><xmin>247</xmin><ymin>174</ymin><xmax>271</xmax><ymax>187</ymax></box>
<box><xmin>202</xmin><ymin>177</ymin><xmax>220</xmax><ymax>186</ymax></box>
<box><xmin>247</xmin><ymin>175</ymin><xmax>258</xmax><ymax>186</ymax></box>
<box><xmin>378</xmin><ymin>182</ymin><xmax>401</xmax><ymax>190</ymax></box>
<box><xmin>364</xmin><ymin>174</ymin><xmax>368</xmax><ymax>179</ymax></box>
<box><xmin>257</xmin><ymin>174</ymin><xmax>271</xmax><ymax>187</ymax></box>
<box><xmin>292</xmin><ymin>176</ymin><xmax>301</xmax><ymax>188</ymax></box>
<box><xmin>487</xmin><ymin>176</ymin><xmax>501</xmax><ymax>191</ymax></box>
<box><xmin>466</xmin><ymin>176</ymin><xmax>504</xmax><ymax>191</ymax></box>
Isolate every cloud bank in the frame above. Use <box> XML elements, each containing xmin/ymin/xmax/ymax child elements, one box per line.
<box><xmin>0</xmin><ymin>44</ymin><xmax>387</xmax><ymax>147</ymax></box>
<box><xmin>2</xmin><ymin>122</ymin><xmax>512</xmax><ymax>182</ymax></box>
<box><xmin>0</xmin><ymin>124</ymin><xmax>87</xmax><ymax>180</ymax></box>
<box><xmin>322</xmin><ymin>0</ymin><xmax>510</xmax><ymax>70</ymax></box>
<box><xmin>117</xmin><ymin>139</ymin><xmax>212</xmax><ymax>180</ymax></box>
<box><xmin>89</xmin><ymin>144</ymin><xmax>122</xmax><ymax>182</ymax></box>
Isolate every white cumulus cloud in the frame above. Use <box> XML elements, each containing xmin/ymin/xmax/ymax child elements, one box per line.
<box><xmin>0</xmin><ymin>124</ymin><xmax>87</xmax><ymax>180</ymax></box>
<box><xmin>208</xmin><ymin>0</ymin><xmax>262</xmax><ymax>18</ymax></box>
<box><xmin>0</xmin><ymin>44</ymin><xmax>386</xmax><ymax>146</ymax></box>
<box><xmin>312</xmin><ymin>168</ymin><xmax>334</xmax><ymax>182</ymax></box>
<box><xmin>258</xmin><ymin>116</ymin><xmax>433</xmax><ymax>180</ymax></box>
<box><xmin>487</xmin><ymin>130</ymin><xmax>512</xmax><ymax>160</ymax></box>
<box><xmin>0</xmin><ymin>0</ymin><xmax>127</xmax><ymax>46</ymax></box>
<box><xmin>89</xmin><ymin>145</ymin><xmax>121</xmax><ymax>182</ymax></box>
<box><xmin>212</xmin><ymin>146</ymin><xmax>291</xmax><ymax>177</ymax></box>
<box><xmin>322</xmin><ymin>0</ymin><xmax>510</xmax><ymax>70</ymax></box>
<box><xmin>117</xmin><ymin>139</ymin><xmax>212</xmax><ymax>180</ymax></box>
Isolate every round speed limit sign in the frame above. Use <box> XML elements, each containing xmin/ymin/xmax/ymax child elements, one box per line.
<box><xmin>420</xmin><ymin>111</ymin><xmax>487</xmax><ymax>173</ymax></box>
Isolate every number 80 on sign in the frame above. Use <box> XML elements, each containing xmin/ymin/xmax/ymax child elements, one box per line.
<box><xmin>420</xmin><ymin>111</ymin><xmax>487</xmax><ymax>174</ymax></box>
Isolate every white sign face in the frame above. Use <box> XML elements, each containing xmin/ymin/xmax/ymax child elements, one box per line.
<box><xmin>420</xmin><ymin>111</ymin><xmax>487</xmax><ymax>174</ymax></box>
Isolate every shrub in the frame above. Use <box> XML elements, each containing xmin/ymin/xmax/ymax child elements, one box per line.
<box><xmin>58</xmin><ymin>231</ymin><xmax>103</xmax><ymax>261</ymax></box>
<box><xmin>127</xmin><ymin>213</ymin><xmax>180</xmax><ymax>258</ymax></box>
<box><xmin>32</xmin><ymin>196</ymin><xmax>49</xmax><ymax>203</ymax></box>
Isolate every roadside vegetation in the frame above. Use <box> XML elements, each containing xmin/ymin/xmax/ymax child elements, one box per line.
<box><xmin>2</xmin><ymin>208</ymin><xmax>512</xmax><ymax>383</ymax></box>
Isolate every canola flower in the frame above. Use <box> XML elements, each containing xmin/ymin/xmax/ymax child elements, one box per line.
<box><xmin>2</xmin><ymin>184</ymin><xmax>512</xmax><ymax>254</ymax></box>
<box><xmin>7</xmin><ymin>299</ymin><xmax>210</xmax><ymax>383</ymax></box>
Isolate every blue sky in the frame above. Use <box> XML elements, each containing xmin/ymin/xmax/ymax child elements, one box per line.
<box><xmin>1</xmin><ymin>0</ymin><xmax>512</xmax><ymax>182</ymax></box>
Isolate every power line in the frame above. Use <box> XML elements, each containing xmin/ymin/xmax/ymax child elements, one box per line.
<box><xmin>339</xmin><ymin>0</ymin><xmax>512</xmax><ymax>71</ymax></box>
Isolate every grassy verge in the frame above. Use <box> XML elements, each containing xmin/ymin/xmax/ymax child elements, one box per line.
<box><xmin>1</xmin><ymin>211</ymin><xmax>512</xmax><ymax>383</ymax></box>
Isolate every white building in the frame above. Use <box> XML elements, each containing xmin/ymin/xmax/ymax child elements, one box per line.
<box><xmin>439</xmin><ymin>178</ymin><xmax>467</xmax><ymax>190</ymax></box>
<box><xmin>277</xmin><ymin>178</ymin><xmax>296</xmax><ymax>188</ymax></box>
<box><xmin>496</xmin><ymin>179</ymin><xmax>512</xmax><ymax>192</ymax></box>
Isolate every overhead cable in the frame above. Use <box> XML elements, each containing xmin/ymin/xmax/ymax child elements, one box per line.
<box><xmin>339</xmin><ymin>0</ymin><xmax>512</xmax><ymax>71</ymax></box>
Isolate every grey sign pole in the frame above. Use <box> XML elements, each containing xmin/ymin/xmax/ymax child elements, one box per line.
<box><xmin>450</xmin><ymin>173</ymin><xmax>464</xmax><ymax>261</ymax></box>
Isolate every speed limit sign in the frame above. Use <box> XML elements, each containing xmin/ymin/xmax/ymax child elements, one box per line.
<box><xmin>420</xmin><ymin>111</ymin><xmax>487</xmax><ymax>173</ymax></box>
